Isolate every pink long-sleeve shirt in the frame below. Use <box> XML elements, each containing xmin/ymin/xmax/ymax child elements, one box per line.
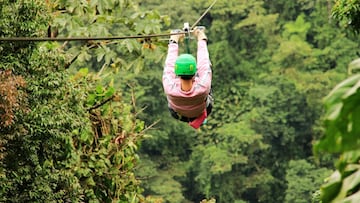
<box><xmin>162</xmin><ymin>40</ymin><xmax>212</xmax><ymax>118</ymax></box>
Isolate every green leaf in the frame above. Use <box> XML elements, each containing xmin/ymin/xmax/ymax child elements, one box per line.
<box><xmin>122</xmin><ymin>39</ymin><xmax>134</xmax><ymax>53</ymax></box>
<box><xmin>96</xmin><ymin>85</ymin><xmax>103</xmax><ymax>94</ymax></box>
<box><xmin>80</xmin><ymin>131</ymin><xmax>89</xmax><ymax>142</ymax></box>
<box><xmin>341</xmin><ymin>190</ymin><xmax>360</xmax><ymax>203</ymax></box>
<box><xmin>343</xmin><ymin>80</ymin><xmax>360</xmax><ymax>99</ymax></box>
<box><xmin>348</xmin><ymin>58</ymin><xmax>360</xmax><ymax>74</ymax></box>
<box><xmin>333</xmin><ymin>167</ymin><xmax>360</xmax><ymax>201</ymax></box>
<box><xmin>283</xmin><ymin>14</ymin><xmax>311</xmax><ymax>40</ymax></box>
<box><xmin>86</xmin><ymin>177</ymin><xmax>96</xmax><ymax>186</ymax></box>
<box><xmin>326</xmin><ymin>103</ymin><xmax>343</xmax><ymax>121</ymax></box>
<box><xmin>78</xmin><ymin>68</ymin><xmax>89</xmax><ymax>76</ymax></box>
<box><xmin>87</xmin><ymin>93</ymin><xmax>96</xmax><ymax>106</ymax></box>
<box><xmin>325</xmin><ymin>74</ymin><xmax>360</xmax><ymax>103</ymax></box>
<box><xmin>104</xmin><ymin>87</ymin><xmax>115</xmax><ymax>97</ymax></box>
<box><xmin>320</xmin><ymin>171</ymin><xmax>342</xmax><ymax>203</ymax></box>
<box><xmin>96</xmin><ymin>50</ymin><xmax>105</xmax><ymax>62</ymax></box>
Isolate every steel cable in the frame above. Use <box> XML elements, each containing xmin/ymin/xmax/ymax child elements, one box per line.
<box><xmin>0</xmin><ymin>0</ymin><xmax>217</xmax><ymax>42</ymax></box>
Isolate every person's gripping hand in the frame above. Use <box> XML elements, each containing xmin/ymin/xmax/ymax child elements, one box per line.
<box><xmin>193</xmin><ymin>26</ymin><xmax>207</xmax><ymax>41</ymax></box>
<box><xmin>169</xmin><ymin>29</ymin><xmax>185</xmax><ymax>44</ymax></box>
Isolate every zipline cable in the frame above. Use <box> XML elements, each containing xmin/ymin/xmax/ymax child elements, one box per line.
<box><xmin>0</xmin><ymin>32</ymin><xmax>189</xmax><ymax>42</ymax></box>
<box><xmin>0</xmin><ymin>0</ymin><xmax>217</xmax><ymax>42</ymax></box>
<box><xmin>191</xmin><ymin>0</ymin><xmax>217</xmax><ymax>30</ymax></box>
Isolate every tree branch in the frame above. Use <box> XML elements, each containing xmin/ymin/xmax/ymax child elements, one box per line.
<box><xmin>87</xmin><ymin>95</ymin><xmax>115</xmax><ymax>112</ymax></box>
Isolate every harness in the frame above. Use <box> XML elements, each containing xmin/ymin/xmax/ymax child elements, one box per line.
<box><xmin>168</xmin><ymin>107</ymin><xmax>197</xmax><ymax>122</ymax></box>
<box><xmin>168</xmin><ymin>92</ymin><xmax>213</xmax><ymax>122</ymax></box>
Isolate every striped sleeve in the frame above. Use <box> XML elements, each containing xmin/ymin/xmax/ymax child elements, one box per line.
<box><xmin>196</xmin><ymin>40</ymin><xmax>212</xmax><ymax>89</ymax></box>
<box><xmin>162</xmin><ymin>43</ymin><xmax>178</xmax><ymax>94</ymax></box>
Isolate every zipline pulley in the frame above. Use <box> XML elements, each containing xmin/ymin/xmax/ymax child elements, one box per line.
<box><xmin>183</xmin><ymin>22</ymin><xmax>191</xmax><ymax>53</ymax></box>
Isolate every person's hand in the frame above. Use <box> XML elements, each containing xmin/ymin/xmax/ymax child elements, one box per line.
<box><xmin>169</xmin><ymin>29</ymin><xmax>184</xmax><ymax>43</ymax></box>
<box><xmin>193</xmin><ymin>26</ymin><xmax>207</xmax><ymax>41</ymax></box>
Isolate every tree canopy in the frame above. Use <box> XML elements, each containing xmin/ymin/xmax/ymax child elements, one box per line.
<box><xmin>1</xmin><ymin>0</ymin><xmax>360</xmax><ymax>202</ymax></box>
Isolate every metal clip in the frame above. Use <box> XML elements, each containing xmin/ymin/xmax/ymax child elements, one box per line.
<box><xmin>183</xmin><ymin>22</ymin><xmax>190</xmax><ymax>32</ymax></box>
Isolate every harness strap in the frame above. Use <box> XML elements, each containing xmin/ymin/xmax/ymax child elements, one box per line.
<box><xmin>168</xmin><ymin>93</ymin><xmax>213</xmax><ymax>123</ymax></box>
<box><xmin>168</xmin><ymin>107</ymin><xmax>197</xmax><ymax>122</ymax></box>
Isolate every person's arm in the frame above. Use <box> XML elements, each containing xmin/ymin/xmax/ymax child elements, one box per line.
<box><xmin>193</xmin><ymin>27</ymin><xmax>211</xmax><ymax>89</ymax></box>
<box><xmin>163</xmin><ymin>31</ymin><xmax>184</xmax><ymax>93</ymax></box>
<box><xmin>162</xmin><ymin>43</ymin><xmax>179</xmax><ymax>93</ymax></box>
<box><xmin>196</xmin><ymin>40</ymin><xmax>212</xmax><ymax>89</ymax></box>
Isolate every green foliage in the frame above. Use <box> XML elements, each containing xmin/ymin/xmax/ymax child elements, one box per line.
<box><xmin>285</xmin><ymin>159</ymin><xmax>332</xmax><ymax>203</ymax></box>
<box><xmin>187</xmin><ymin>121</ymin><xmax>270</xmax><ymax>202</ymax></box>
<box><xmin>0</xmin><ymin>0</ymin><xmax>48</xmax><ymax>37</ymax></box>
<box><xmin>147</xmin><ymin>172</ymin><xmax>185</xmax><ymax>202</ymax></box>
<box><xmin>0</xmin><ymin>0</ymin><xmax>49</xmax><ymax>74</ymax></box>
<box><xmin>133</xmin><ymin>0</ymin><xmax>359</xmax><ymax>202</ymax></box>
<box><xmin>71</xmin><ymin>68</ymin><xmax>147</xmax><ymax>202</ymax></box>
<box><xmin>8</xmin><ymin>0</ymin><xmax>351</xmax><ymax>202</ymax></box>
<box><xmin>315</xmin><ymin>74</ymin><xmax>360</xmax><ymax>153</ymax></box>
<box><xmin>332</xmin><ymin>0</ymin><xmax>360</xmax><ymax>33</ymax></box>
<box><xmin>0</xmin><ymin>0</ymin><xmax>154</xmax><ymax>202</ymax></box>
<box><xmin>312</xmin><ymin>190</ymin><xmax>322</xmax><ymax>203</ymax></box>
<box><xmin>136</xmin><ymin>155</ymin><xmax>188</xmax><ymax>202</ymax></box>
<box><xmin>282</xmin><ymin>14</ymin><xmax>311</xmax><ymax>40</ymax></box>
<box><xmin>313</xmin><ymin>2</ymin><xmax>360</xmax><ymax>202</ymax></box>
<box><xmin>201</xmin><ymin>198</ymin><xmax>217</xmax><ymax>203</ymax></box>
<box><xmin>246</xmin><ymin>76</ymin><xmax>317</xmax><ymax>202</ymax></box>
<box><xmin>314</xmin><ymin>72</ymin><xmax>360</xmax><ymax>202</ymax></box>
<box><xmin>250</xmin><ymin>76</ymin><xmax>315</xmax><ymax>160</ymax></box>
<box><xmin>0</xmin><ymin>17</ymin><xmax>86</xmax><ymax>203</ymax></box>
<box><xmin>318</xmin><ymin>152</ymin><xmax>360</xmax><ymax>203</ymax></box>
<box><xmin>348</xmin><ymin>58</ymin><xmax>360</xmax><ymax>74</ymax></box>
<box><xmin>272</xmin><ymin>14</ymin><xmax>316</xmax><ymax>70</ymax></box>
<box><xmin>49</xmin><ymin>0</ymin><xmax>168</xmax><ymax>73</ymax></box>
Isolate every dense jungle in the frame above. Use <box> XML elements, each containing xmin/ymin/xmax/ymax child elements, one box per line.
<box><xmin>1</xmin><ymin>0</ymin><xmax>360</xmax><ymax>202</ymax></box>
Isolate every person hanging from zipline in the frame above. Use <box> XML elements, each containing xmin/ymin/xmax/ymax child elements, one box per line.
<box><xmin>162</xmin><ymin>27</ymin><xmax>213</xmax><ymax>129</ymax></box>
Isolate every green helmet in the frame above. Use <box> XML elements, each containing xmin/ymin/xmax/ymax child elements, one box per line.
<box><xmin>175</xmin><ymin>54</ymin><xmax>197</xmax><ymax>76</ymax></box>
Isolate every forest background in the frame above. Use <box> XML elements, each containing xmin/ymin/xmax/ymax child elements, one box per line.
<box><xmin>1</xmin><ymin>0</ymin><xmax>360</xmax><ymax>203</ymax></box>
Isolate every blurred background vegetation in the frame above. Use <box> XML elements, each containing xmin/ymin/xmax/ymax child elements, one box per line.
<box><xmin>1</xmin><ymin>0</ymin><xmax>360</xmax><ymax>202</ymax></box>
